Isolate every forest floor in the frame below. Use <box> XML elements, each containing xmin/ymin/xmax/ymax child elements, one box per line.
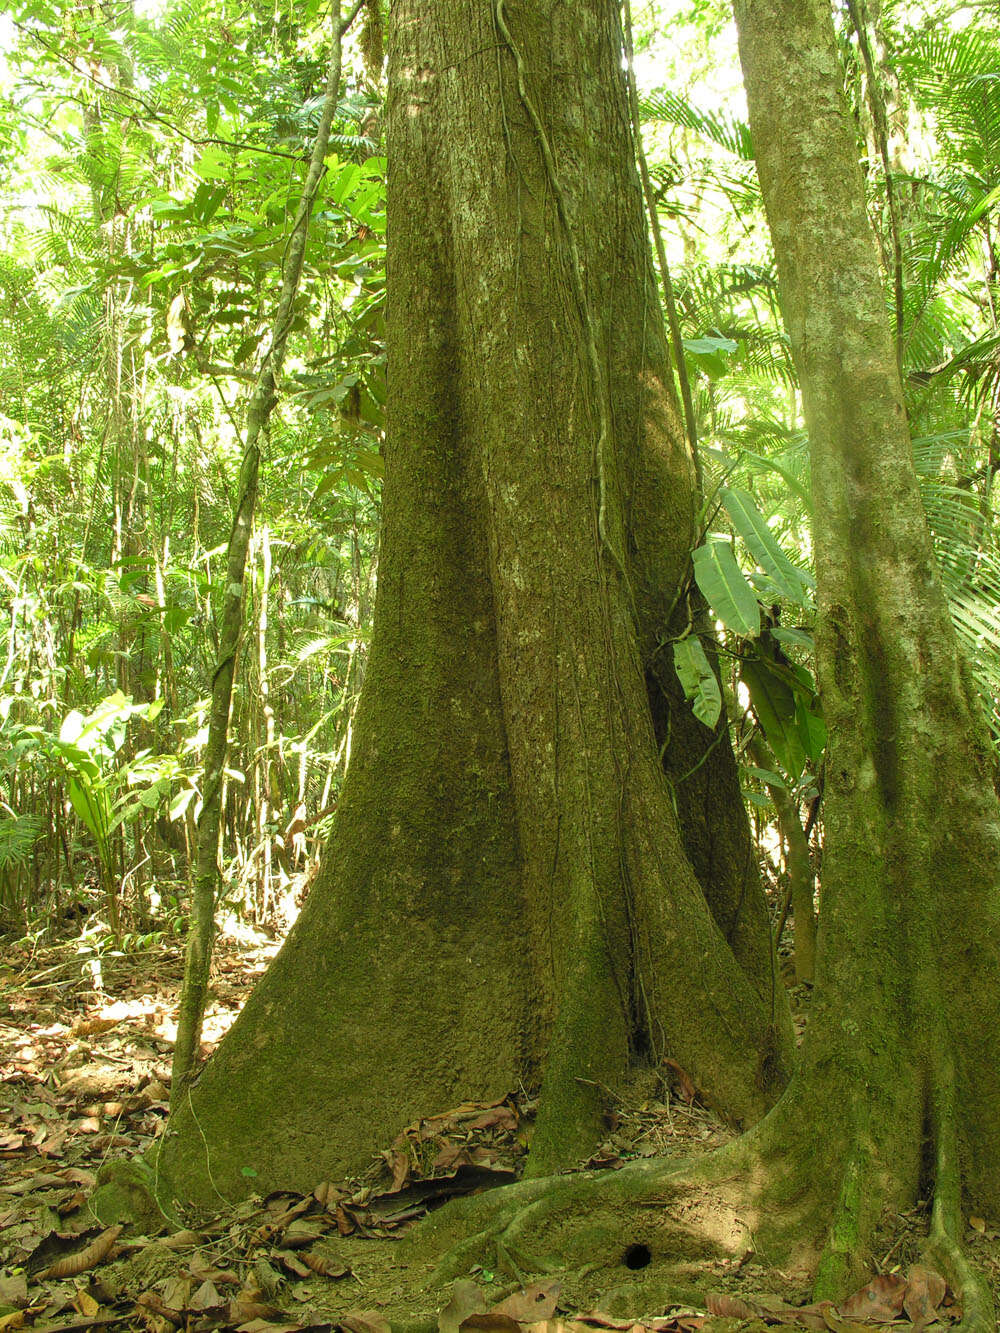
<box><xmin>2</xmin><ymin>927</ymin><xmax>998</xmax><ymax>1333</ymax></box>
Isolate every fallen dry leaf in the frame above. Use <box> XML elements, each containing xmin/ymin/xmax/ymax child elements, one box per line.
<box><xmin>902</xmin><ymin>1264</ymin><xmax>947</xmax><ymax>1328</ymax></box>
<box><xmin>37</xmin><ymin>1226</ymin><xmax>122</xmax><ymax>1280</ymax></box>
<box><xmin>234</xmin><ymin>1319</ymin><xmax>305</xmax><ymax>1333</ymax></box>
<box><xmin>706</xmin><ymin>1293</ymin><xmax>757</xmax><ymax>1319</ymax></box>
<box><xmin>492</xmin><ymin>1281</ymin><xmax>562</xmax><ymax>1323</ymax></box>
<box><xmin>339</xmin><ymin>1313</ymin><xmax>391</xmax><ymax>1333</ymax></box>
<box><xmin>299</xmin><ymin>1253</ymin><xmax>350</xmax><ymax>1278</ymax></box>
<box><xmin>188</xmin><ymin>1279</ymin><xmax>223</xmax><ymax>1312</ymax></box>
<box><xmin>837</xmin><ymin>1273</ymin><xmax>906</xmax><ymax>1322</ymax></box>
<box><xmin>439</xmin><ymin>1282</ymin><xmax>488</xmax><ymax>1333</ymax></box>
<box><xmin>0</xmin><ymin>1275</ymin><xmax>29</xmax><ymax>1308</ymax></box>
<box><xmin>71</xmin><ymin>1019</ymin><xmax>120</xmax><ymax>1038</ymax></box>
<box><xmin>661</xmin><ymin>1059</ymin><xmax>696</xmax><ymax>1105</ymax></box>
<box><xmin>71</xmin><ymin>1290</ymin><xmax>101</xmax><ymax>1319</ymax></box>
<box><xmin>459</xmin><ymin>1317</ymin><xmax>522</xmax><ymax>1333</ymax></box>
<box><xmin>227</xmin><ymin>1292</ymin><xmax>286</xmax><ymax>1324</ymax></box>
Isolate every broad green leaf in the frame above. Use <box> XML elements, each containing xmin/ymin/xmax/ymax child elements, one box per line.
<box><xmin>58</xmin><ymin>709</ymin><xmax>86</xmax><ymax>745</ymax></box>
<box><xmin>169</xmin><ymin>788</ymin><xmax>197</xmax><ymax>820</ymax></box>
<box><xmin>693</xmin><ymin>540</ymin><xmax>761</xmax><ymax>637</ymax></box>
<box><xmin>742</xmin><ymin>652</ymin><xmax>805</xmax><ymax>778</ymax></box>
<box><xmin>673</xmin><ymin>636</ymin><xmax>723</xmax><ymax>729</ymax></box>
<box><xmin>683</xmin><ymin>334</ymin><xmax>738</xmax><ymax>380</ymax></box>
<box><xmin>684</xmin><ymin>334</ymin><xmax>738</xmax><ymax>356</ymax></box>
<box><xmin>796</xmin><ymin>697</ymin><xmax>827</xmax><ymax>763</ymax></box>
<box><xmin>746</xmin><ymin>765</ymin><xmax>787</xmax><ymax>789</ymax></box>
<box><xmin>720</xmin><ymin>486</ymin><xmax>814</xmax><ymax>607</ymax></box>
<box><xmin>772</xmin><ymin>626</ymin><xmax>814</xmax><ymax>652</ymax></box>
<box><xmin>68</xmin><ymin>777</ymin><xmax>110</xmax><ymax>847</ymax></box>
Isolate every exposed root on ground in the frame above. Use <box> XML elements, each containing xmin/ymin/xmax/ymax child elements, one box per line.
<box><xmin>412</xmin><ymin>1111</ymin><xmax>994</xmax><ymax>1331</ymax></box>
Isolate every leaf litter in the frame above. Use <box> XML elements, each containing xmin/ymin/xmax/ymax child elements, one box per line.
<box><xmin>1</xmin><ymin>930</ymin><xmax>994</xmax><ymax>1333</ymax></box>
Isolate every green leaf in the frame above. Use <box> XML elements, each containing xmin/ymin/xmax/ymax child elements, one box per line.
<box><xmin>743</xmin><ymin>450</ymin><xmax>812</xmax><ymax>508</ymax></box>
<box><xmin>771</xmin><ymin>626</ymin><xmax>814</xmax><ymax>652</ymax></box>
<box><xmin>693</xmin><ymin>540</ymin><xmax>761</xmax><ymax>637</ymax></box>
<box><xmin>684</xmin><ymin>334</ymin><xmax>738</xmax><ymax>380</ymax></box>
<box><xmin>742</xmin><ymin>652</ymin><xmax>806</xmax><ymax>778</ymax></box>
<box><xmin>796</xmin><ymin>696</ymin><xmax>827</xmax><ymax>763</ymax></box>
<box><xmin>672</xmin><ymin>636</ymin><xmax>723</xmax><ymax>729</ymax></box>
<box><xmin>684</xmin><ymin>334</ymin><xmax>739</xmax><ymax>356</ymax></box>
<box><xmin>720</xmin><ymin>486</ymin><xmax>814</xmax><ymax>607</ymax></box>
<box><xmin>745</xmin><ymin>765</ymin><xmax>787</xmax><ymax>789</ymax></box>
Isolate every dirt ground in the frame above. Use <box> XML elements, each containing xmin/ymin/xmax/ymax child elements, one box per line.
<box><xmin>2</xmin><ymin>928</ymin><xmax>997</xmax><ymax>1333</ymax></box>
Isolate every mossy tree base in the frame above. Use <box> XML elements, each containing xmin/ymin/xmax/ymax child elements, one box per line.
<box><xmin>409</xmin><ymin>1091</ymin><xmax>994</xmax><ymax>1332</ymax></box>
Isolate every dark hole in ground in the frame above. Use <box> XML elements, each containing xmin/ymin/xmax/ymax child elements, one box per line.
<box><xmin>622</xmin><ymin>1242</ymin><xmax>652</xmax><ymax>1270</ymax></box>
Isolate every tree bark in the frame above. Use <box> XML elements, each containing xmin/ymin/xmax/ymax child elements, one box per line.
<box><xmin>157</xmin><ymin>0</ymin><xmax>791</xmax><ymax>1207</ymax></box>
<box><xmin>729</xmin><ymin>0</ymin><xmax>1000</xmax><ymax>1308</ymax></box>
<box><xmin>406</xmin><ymin>3</ymin><xmax>1000</xmax><ymax>1321</ymax></box>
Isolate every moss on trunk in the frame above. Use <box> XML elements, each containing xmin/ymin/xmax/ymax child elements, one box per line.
<box><xmin>156</xmin><ymin>0</ymin><xmax>790</xmax><ymax>1209</ymax></box>
<box><xmin>386</xmin><ymin>3</ymin><xmax>1000</xmax><ymax>1324</ymax></box>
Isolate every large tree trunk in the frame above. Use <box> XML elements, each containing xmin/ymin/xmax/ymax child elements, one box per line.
<box><xmin>157</xmin><ymin>0</ymin><xmax>791</xmax><ymax>1209</ymax></box>
<box><xmin>408</xmin><ymin>3</ymin><xmax>1000</xmax><ymax>1324</ymax></box>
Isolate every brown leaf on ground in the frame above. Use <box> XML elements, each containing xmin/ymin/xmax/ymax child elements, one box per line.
<box><xmin>432</xmin><ymin>1145</ymin><xmax>472</xmax><ymax>1172</ymax></box>
<box><xmin>136</xmin><ymin>1291</ymin><xmax>181</xmax><ymax>1325</ymax></box>
<box><xmin>159</xmin><ymin>1276</ymin><xmax>192</xmax><ymax>1315</ymax></box>
<box><xmin>36</xmin><ymin>1226</ymin><xmax>122</xmax><ymax>1280</ymax></box>
<box><xmin>903</xmin><ymin>1264</ymin><xmax>947</xmax><ymax>1328</ymax></box>
<box><xmin>459</xmin><ymin>1316</ymin><xmax>522</xmax><ymax>1333</ymax></box>
<box><xmin>788</xmin><ymin>1302</ymin><xmax>837</xmax><ymax>1332</ymax></box>
<box><xmin>660</xmin><ymin>1059</ymin><xmax>696</xmax><ymax>1105</ymax></box>
<box><xmin>466</xmin><ymin>1107</ymin><xmax>518</xmax><ymax>1132</ymax></box>
<box><xmin>438</xmin><ymin>1281</ymin><xmax>488</xmax><ymax>1333</ymax></box>
<box><xmin>339</xmin><ymin>1313</ymin><xmax>391</xmax><ymax>1333</ymax></box>
<box><xmin>276</xmin><ymin>1251</ymin><xmax>313</xmax><ymax>1278</ymax></box>
<box><xmin>70</xmin><ymin>1019</ymin><xmax>121</xmax><ymax>1039</ymax></box>
<box><xmin>227</xmin><ymin>1291</ymin><xmax>287</xmax><ymax>1324</ymax></box>
<box><xmin>520</xmin><ymin>1322</ymin><xmax>590</xmax><ymax>1333</ymax></box>
<box><xmin>70</xmin><ymin>1290</ymin><xmax>100</xmax><ymax>1319</ymax></box>
<box><xmin>298</xmin><ymin>1252</ymin><xmax>350</xmax><ymax>1278</ymax></box>
<box><xmin>492</xmin><ymin>1281</ymin><xmax>562</xmax><ymax>1323</ymax></box>
<box><xmin>0</xmin><ymin>1274</ymin><xmax>30</xmax><ymax>1308</ymax></box>
<box><xmin>186</xmin><ymin>1256</ymin><xmax>235</xmax><ymax>1285</ymax></box>
<box><xmin>188</xmin><ymin>1279</ymin><xmax>224</xmax><ymax>1312</ymax></box>
<box><xmin>384</xmin><ymin>1148</ymin><xmax>410</xmax><ymax>1192</ymax></box>
<box><xmin>235</xmin><ymin>1319</ymin><xmax>306</xmax><ymax>1333</ymax></box>
<box><xmin>312</xmin><ymin>1182</ymin><xmax>342</xmax><ymax>1209</ymax></box>
<box><xmin>54</xmin><ymin>1190</ymin><xmax>88</xmax><ymax>1216</ymax></box>
<box><xmin>156</xmin><ymin>1230</ymin><xmax>203</xmax><ymax>1250</ymax></box>
<box><xmin>282</xmin><ymin>1219</ymin><xmax>326</xmax><ymax>1249</ymax></box>
<box><xmin>23</xmin><ymin>1320</ymin><xmax>126</xmax><ymax>1333</ymax></box>
<box><xmin>837</xmin><ymin>1273</ymin><xmax>907</xmax><ymax>1322</ymax></box>
<box><xmin>706</xmin><ymin>1293</ymin><xmax>757</xmax><ymax>1319</ymax></box>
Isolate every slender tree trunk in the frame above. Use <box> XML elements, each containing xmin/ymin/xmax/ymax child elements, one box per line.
<box><xmin>727</xmin><ymin>2</ymin><xmax>1000</xmax><ymax>1310</ymax></box>
<box><xmin>169</xmin><ymin>3</ymin><xmax>357</xmax><ymax>1105</ymax></box>
<box><xmin>158</xmin><ymin>0</ymin><xmax>791</xmax><ymax>1206</ymax></box>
